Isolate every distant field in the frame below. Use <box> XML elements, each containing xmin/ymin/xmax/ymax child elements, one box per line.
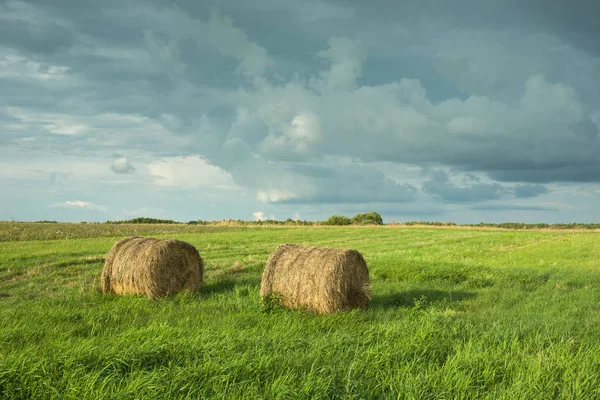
<box><xmin>0</xmin><ymin>222</ymin><xmax>249</xmax><ymax>242</ymax></box>
<box><xmin>2</xmin><ymin>221</ymin><xmax>599</xmax><ymax>242</ymax></box>
<box><xmin>1</xmin><ymin>224</ymin><xmax>600</xmax><ymax>399</ymax></box>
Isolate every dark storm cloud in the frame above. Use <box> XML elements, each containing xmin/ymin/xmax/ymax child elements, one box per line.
<box><xmin>421</xmin><ymin>172</ymin><xmax>552</xmax><ymax>202</ymax></box>
<box><xmin>377</xmin><ymin>204</ymin><xmax>447</xmax><ymax>218</ymax></box>
<box><xmin>488</xmin><ymin>165</ymin><xmax>600</xmax><ymax>184</ymax></box>
<box><xmin>324</xmin><ymin>0</ymin><xmax>600</xmax><ymax>55</ymax></box>
<box><xmin>422</xmin><ymin>171</ymin><xmax>506</xmax><ymax>202</ymax></box>
<box><xmin>513</xmin><ymin>184</ymin><xmax>549</xmax><ymax>199</ymax></box>
<box><xmin>573</xmin><ymin>120</ymin><xmax>599</xmax><ymax>141</ymax></box>
<box><xmin>281</xmin><ymin>165</ymin><xmax>418</xmax><ymax>204</ymax></box>
<box><xmin>470</xmin><ymin>204</ymin><xmax>557</xmax><ymax>212</ymax></box>
<box><xmin>0</xmin><ymin>18</ymin><xmax>74</xmax><ymax>55</ymax></box>
<box><xmin>518</xmin><ymin>0</ymin><xmax>600</xmax><ymax>56</ymax></box>
<box><xmin>2</xmin><ymin>0</ymin><xmax>600</xmax><ymax>220</ymax></box>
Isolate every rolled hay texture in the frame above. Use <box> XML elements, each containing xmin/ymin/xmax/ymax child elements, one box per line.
<box><xmin>260</xmin><ymin>244</ymin><xmax>370</xmax><ymax>314</ymax></box>
<box><xmin>101</xmin><ymin>236</ymin><xmax>204</xmax><ymax>299</ymax></box>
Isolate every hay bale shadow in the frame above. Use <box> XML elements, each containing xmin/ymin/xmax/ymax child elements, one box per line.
<box><xmin>46</xmin><ymin>257</ymin><xmax>106</xmax><ymax>269</ymax></box>
<box><xmin>199</xmin><ymin>276</ymin><xmax>261</xmax><ymax>297</ymax></box>
<box><xmin>371</xmin><ymin>289</ymin><xmax>476</xmax><ymax>310</ymax></box>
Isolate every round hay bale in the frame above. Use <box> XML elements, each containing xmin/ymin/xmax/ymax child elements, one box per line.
<box><xmin>101</xmin><ymin>236</ymin><xmax>204</xmax><ymax>299</ymax></box>
<box><xmin>260</xmin><ymin>244</ymin><xmax>370</xmax><ymax>314</ymax></box>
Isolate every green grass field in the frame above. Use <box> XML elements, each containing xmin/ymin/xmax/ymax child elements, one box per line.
<box><xmin>1</xmin><ymin>223</ymin><xmax>600</xmax><ymax>399</ymax></box>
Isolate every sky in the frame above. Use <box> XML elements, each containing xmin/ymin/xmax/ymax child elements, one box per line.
<box><xmin>1</xmin><ymin>0</ymin><xmax>599</xmax><ymax>223</ymax></box>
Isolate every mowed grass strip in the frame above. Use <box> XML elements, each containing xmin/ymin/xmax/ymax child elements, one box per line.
<box><xmin>1</xmin><ymin>226</ymin><xmax>600</xmax><ymax>399</ymax></box>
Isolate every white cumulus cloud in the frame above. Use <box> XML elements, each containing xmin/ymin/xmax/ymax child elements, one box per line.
<box><xmin>147</xmin><ymin>156</ymin><xmax>239</xmax><ymax>190</ymax></box>
<box><xmin>52</xmin><ymin>200</ymin><xmax>106</xmax><ymax>211</ymax></box>
<box><xmin>256</xmin><ymin>189</ymin><xmax>297</xmax><ymax>203</ymax></box>
<box><xmin>110</xmin><ymin>157</ymin><xmax>136</xmax><ymax>174</ymax></box>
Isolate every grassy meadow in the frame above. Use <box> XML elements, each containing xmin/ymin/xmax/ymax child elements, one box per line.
<box><xmin>1</xmin><ymin>222</ymin><xmax>600</xmax><ymax>399</ymax></box>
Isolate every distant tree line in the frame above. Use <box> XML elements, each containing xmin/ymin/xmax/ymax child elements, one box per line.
<box><xmin>101</xmin><ymin>213</ymin><xmax>385</xmax><ymax>226</ymax></box>
<box><xmin>401</xmin><ymin>221</ymin><xmax>457</xmax><ymax>226</ymax></box>
<box><xmin>45</xmin><ymin>215</ymin><xmax>599</xmax><ymax>230</ymax></box>
<box><xmin>472</xmin><ymin>222</ymin><xmax>600</xmax><ymax>230</ymax></box>
<box><xmin>323</xmin><ymin>212</ymin><xmax>384</xmax><ymax>226</ymax></box>
<box><xmin>104</xmin><ymin>217</ymin><xmax>178</xmax><ymax>224</ymax></box>
<box><xmin>400</xmin><ymin>221</ymin><xmax>600</xmax><ymax>230</ymax></box>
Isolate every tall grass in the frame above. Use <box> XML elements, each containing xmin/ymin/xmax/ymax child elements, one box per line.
<box><xmin>1</xmin><ymin>227</ymin><xmax>600</xmax><ymax>399</ymax></box>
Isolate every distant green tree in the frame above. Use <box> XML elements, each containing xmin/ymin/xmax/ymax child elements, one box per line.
<box><xmin>351</xmin><ymin>212</ymin><xmax>383</xmax><ymax>225</ymax></box>
<box><xmin>323</xmin><ymin>215</ymin><xmax>352</xmax><ymax>226</ymax></box>
<box><xmin>105</xmin><ymin>217</ymin><xmax>179</xmax><ymax>224</ymax></box>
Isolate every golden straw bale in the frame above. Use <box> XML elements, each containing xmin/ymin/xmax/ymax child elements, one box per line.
<box><xmin>260</xmin><ymin>244</ymin><xmax>370</xmax><ymax>314</ymax></box>
<box><xmin>101</xmin><ymin>236</ymin><xmax>203</xmax><ymax>298</ymax></box>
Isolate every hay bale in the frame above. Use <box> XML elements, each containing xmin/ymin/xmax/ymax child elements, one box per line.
<box><xmin>101</xmin><ymin>236</ymin><xmax>203</xmax><ymax>298</ymax></box>
<box><xmin>260</xmin><ymin>244</ymin><xmax>370</xmax><ymax>314</ymax></box>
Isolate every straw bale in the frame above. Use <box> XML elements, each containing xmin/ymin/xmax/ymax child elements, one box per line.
<box><xmin>260</xmin><ymin>244</ymin><xmax>370</xmax><ymax>314</ymax></box>
<box><xmin>101</xmin><ymin>236</ymin><xmax>203</xmax><ymax>298</ymax></box>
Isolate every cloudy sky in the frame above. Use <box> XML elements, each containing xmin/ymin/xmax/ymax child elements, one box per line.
<box><xmin>1</xmin><ymin>0</ymin><xmax>599</xmax><ymax>223</ymax></box>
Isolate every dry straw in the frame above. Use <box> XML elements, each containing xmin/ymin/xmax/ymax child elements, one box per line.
<box><xmin>260</xmin><ymin>244</ymin><xmax>370</xmax><ymax>314</ymax></box>
<box><xmin>101</xmin><ymin>236</ymin><xmax>204</xmax><ymax>299</ymax></box>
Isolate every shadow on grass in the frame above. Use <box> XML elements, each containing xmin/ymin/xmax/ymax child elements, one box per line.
<box><xmin>48</xmin><ymin>257</ymin><xmax>105</xmax><ymax>269</ymax></box>
<box><xmin>0</xmin><ymin>293</ymin><xmax>11</xmax><ymax>299</ymax></box>
<box><xmin>198</xmin><ymin>276</ymin><xmax>261</xmax><ymax>297</ymax></box>
<box><xmin>371</xmin><ymin>289</ymin><xmax>476</xmax><ymax>309</ymax></box>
